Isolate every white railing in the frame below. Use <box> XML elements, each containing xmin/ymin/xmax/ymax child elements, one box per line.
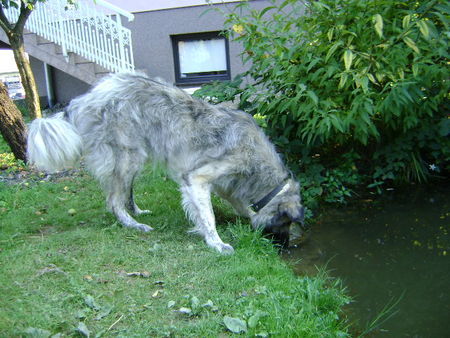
<box><xmin>4</xmin><ymin>0</ymin><xmax>135</xmax><ymax>73</ymax></box>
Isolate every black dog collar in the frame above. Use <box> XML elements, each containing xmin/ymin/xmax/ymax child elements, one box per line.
<box><xmin>249</xmin><ymin>179</ymin><xmax>289</xmax><ymax>213</ymax></box>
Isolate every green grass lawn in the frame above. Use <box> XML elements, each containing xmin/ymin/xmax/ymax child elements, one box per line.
<box><xmin>0</xmin><ymin>141</ymin><xmax>350</xmax><ymax>336</ymax></box>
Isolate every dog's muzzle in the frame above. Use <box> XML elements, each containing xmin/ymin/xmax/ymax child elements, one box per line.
<box><xmin>263</xmin><ymin>206</ymin><xmax>308</xmax><ymax>248</ymax></box>
<box><xmin>263</xmin><ymin>223</ymin><xmax>291</xmax><ymax>248</ymax></box>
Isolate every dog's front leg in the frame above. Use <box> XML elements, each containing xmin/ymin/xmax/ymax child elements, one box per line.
<box><xmin>181</xmin><ymin>180</ymin><xmax>234</xmax><ymax>254</ymax></box>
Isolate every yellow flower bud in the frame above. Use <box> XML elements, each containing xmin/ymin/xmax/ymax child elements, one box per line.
<box><xmin>232</xmin><ymin>24</ymin><xmax>244</xmax><ymax>35</ymax></box>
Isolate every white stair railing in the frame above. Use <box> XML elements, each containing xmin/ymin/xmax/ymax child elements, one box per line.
<box><xmin>4</xmin><ymin>0</ymin><xmax>135</xmax><ymax>73</ymax></box>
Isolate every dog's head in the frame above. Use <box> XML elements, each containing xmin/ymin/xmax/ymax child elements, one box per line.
<box><xmin>250</xmin><ymin>179</ymin><xmax>306</xmax><ymax>248</ymax></box>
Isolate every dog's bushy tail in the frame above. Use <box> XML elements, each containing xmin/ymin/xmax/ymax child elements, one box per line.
<box><xmin>27</xmin><ymin>112</ymin><xmax>83</xmax><ymax>173</ymax></box>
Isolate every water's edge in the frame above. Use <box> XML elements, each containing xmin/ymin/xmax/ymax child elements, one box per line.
<box><xmin>286</xmin><ymin>183</ymin><xmax>450</xmax><ymax>337</ymax></box>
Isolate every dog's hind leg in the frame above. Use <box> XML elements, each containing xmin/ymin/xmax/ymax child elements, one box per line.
<box><xmin>127</xmin><ymin>184</ymin><xmax>151</xmax><ymax>216</ymax></box>
<box><xmin>103</xmin><ymin>152</ymin><xmax>153</xmax><ymax>232</ymax></box>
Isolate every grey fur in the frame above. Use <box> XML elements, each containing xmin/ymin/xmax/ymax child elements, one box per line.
<box><xmin>27</xmin><ymin>72</ymin><xmax>304</xmax><ymax>253</ymax></box>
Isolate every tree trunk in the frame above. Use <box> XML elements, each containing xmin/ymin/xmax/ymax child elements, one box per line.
<box><xmin>0</xmin><ymin>81</ymin><xmax>27</xmax><ymax>162</ymax></box>
<box><xmin>8</xmin><ymin>31</ymin><xmax>42</xmax><ymax>119</ymax></box>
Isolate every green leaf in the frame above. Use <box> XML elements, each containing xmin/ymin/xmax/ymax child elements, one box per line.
<box><xmin>402</xmin><ymin>15</ymin><xmax>411</xmax><ymax>29</ymax></box>
<box><xmin>327</xmin><ymin>27</ymin><xmax>334</xmax><ymax>41</ymax></box>
<box><xmin>223</xmin><ymin>316</ymin><xmax>247</xmax><ymax>333</ymax></box>
<box><xmin>281</xmin><ymin>114</ymin><xmax>287</xmax><ymax>128</ymax></box>
<box><xmin>338</xmin><ymin>72</ymin><xmax>348</xmax><ymax>89</ymax></box>
<box><xmin>258</xmin><ymin>6</ymin><xmax>276</xmax><ymax>18</ymax></box>
<box><xmin>367</xmin><ymin>73</ymin><xmax>377</xmax><ymax>84</ymax></box>
<box><xmin>325</xmin><ymin>41</ymin><xmax>342</xmax><ymax>62</ymax></box>
<box><xmin>416</xmin><ymin>20</ymin><xmax>430</xmax><ymax>40</ymax></box>
<box><xmin>438</xmin><ymin>119</ymin><xmax>450</xmax><ymax>137</ymax></box>
<box><xmin>373</xmin><ymin>14</ymin><xmax>383</xmax><ymax>38</ymax></box>
<box><xmin>248</xmin><ymin>311</ymin><xmax>268</xmax><ymax>328</ymax></box>
<box><xmin>412</xmin><ymin>64</ymin><xmax>419</xmax><ymax>77</ymax></box>
<box><xmin>329</xmin><ymin>114</ymin><xmax>345</xmax><ymax>133</ymax></box>
<box><xmin>343</xmin><ymin>50</ymin><xmax>354</xmax><ymax>71</ymax></box>
<box><xmin>312</xmin><ymin>1</ymin><xmax>331</xmax><ymax>11</ymax></box>
<box><xmin>403</xmin><ymin>37</ymin><xmax>420</xmax><ymax>54</ymax></box>
<box><xmin>375</xmin><ymin>72</ymin><xmax>385</xmax><ymax>82</ymax></box>
<box><xmin>307</xmin><ymin>90</ymin><xmax>319</xmax><ymax>105</ymax></box>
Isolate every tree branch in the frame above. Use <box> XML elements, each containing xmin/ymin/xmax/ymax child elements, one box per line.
<box><xmin>0</xmin><ymin>5</ymin><xmax>13</xmax><ymax>34</ymax></box>
<box><xmin>13</xmin><ymin>1</ymin><xmax>33</xmax><ymax>33</ymax></box>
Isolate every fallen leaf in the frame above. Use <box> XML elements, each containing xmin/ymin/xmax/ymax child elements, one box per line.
<box><xmin>248</xmin><ymin>310</ymin><xmax>268</xmax><ymax>328</ymax></box>
<box><xmin>76</xmin><ymin>322</ymin><xmax>90</xmax><ymax>337</ymax></box>
<box><xmin>84</xmin><ymin>295</ymin><xmax>101</xmax><ymax>311</ymax></box>
<box><xmin>126</xmin><ymin>271</ymin><xmax>150</xmax><ymax>278</ymax></box>
<box><xmin>223</xmin><ymin>316</ymin><xmax>247</xmax><ymax>333</ymax></box>
<box><xmin>167</xmin><ymin>300</ymin><xmax>176</xmax><ymax>308</ymax></box>
<box><xmin>177</xmin><ymin>307</ymin><xmax>192</xmax><ymax>315</ymax></box>
<box><xmin>95</xmin><ymin>306</ymin><xmax>112</xmax><ymax>320</ymax></box>
<box><xmin>148</xmin><ymin>243</ymin><xmax>162</xmax><ymax>252</ymax></box>
<box><xmin>76</xmin><ymin>309</ymin><xmax>89</xmax><ymax>320</ymax></box>
<box><xmin>37</xmin><ymin>264</ymin><xmax>66</xmax><ymax>276</ymax></box>
<box><xmin>152</xmin><ymin>290</ymin><xmax>162</xmax><ymax>298</ymax></box>
<box><xmin>191</xmin><ymin>296</ymin><xmax>200</xmax><ymax>309</ymax></box>
<box><xmin>24</xmin><ymin>327</ymin><xmax>51</xmax><ymax>337</ymax></box>
<box><xmin>96</xmin><ymin>278</ymin><xmax>110</xmax><ymax>284</ymax></box>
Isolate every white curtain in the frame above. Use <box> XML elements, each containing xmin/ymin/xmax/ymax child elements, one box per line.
<box><xmin>178</xmin><ymin>38</ymin><xmax>227</xmax><ymax>75</ymax></box>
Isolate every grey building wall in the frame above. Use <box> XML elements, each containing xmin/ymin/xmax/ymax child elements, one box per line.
<box><xmin>30</xmin><ymin>56</ymin><xmax>91</xmax><ymax>106</ymax></box>
<box><xmin>51</xmin><ymin>68</ymin><xmax>91</xmax><ymax>104</ymax></box>
<box><xmin>29</xmin><ymin>56</ymin><xmax>47</xmax><ymax>98</ymax></box>
<box><xmin>30</xmin><ymin>0</ymin><xmax>272</xmax><ymax>104</ymax></box>
<box><xmin>124</xmin><ymin>0</ymin><xmax>271</xmax><ymax>83</ymax></box>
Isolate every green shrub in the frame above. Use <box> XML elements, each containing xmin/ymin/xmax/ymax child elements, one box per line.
<box><xmin>196</xmin><ymin>0</ymin><xmax>449</xmax><ymax>205</ymax></box>
<box><xmin>193</xmin><ymin>75</ymin><xmax>244</xmax><ymax>105</ymax></box>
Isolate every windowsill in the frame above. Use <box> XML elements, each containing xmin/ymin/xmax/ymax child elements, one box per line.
<box><xmin>175</xmin><ymin>76</ymin><xmax>231</xmax><ymax>87</ymax></box>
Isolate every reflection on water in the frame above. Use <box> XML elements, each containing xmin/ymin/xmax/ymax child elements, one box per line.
<box><xmin>287</xmin><ymin>183</ymin><xmax>450</xmax><ymax>337</ymax></box>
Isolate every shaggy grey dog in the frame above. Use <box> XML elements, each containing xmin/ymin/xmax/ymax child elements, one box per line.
<box><xmin>27</xmin><ymin>72</ymin><xmax>305</xmax><ymax>253</ymax></box>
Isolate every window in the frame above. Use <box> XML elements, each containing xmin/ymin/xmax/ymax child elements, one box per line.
<box><xmin>171</xmin><ymin>32</ymin><xmax>231</xmax><ymax>85</ymax></box>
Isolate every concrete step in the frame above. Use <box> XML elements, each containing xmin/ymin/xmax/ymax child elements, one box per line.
<box><xmin>0</xmin><ymin>29</ymin><xmax>109</xmax><ymax>85</ymax></box>
<box><xmin>94</xmin><ymin>63</ymin><xmax>110</xmax><ymax>74</ymax></box>
<box><xmin>73</xmin><ymin>53</ymin><xmax>92</xmax><ymax>64</ymax></box>
<box><xmin>36</xmin><ymin>35</ymin><xmax>53</xmax><ymax>45</ymax></box>
<box><xmin>23</xmin><ymin>32</ymin><xmax>37</xmax><ymax>45</ymax></box>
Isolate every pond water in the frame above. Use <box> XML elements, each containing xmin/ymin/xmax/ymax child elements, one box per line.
<box><xmin>286</xmin><ymin>183</ymin><xmax>450</xmax><ymax>337</ymax></box>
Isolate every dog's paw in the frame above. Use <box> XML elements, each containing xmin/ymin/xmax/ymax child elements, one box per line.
<box><xmin>216</xmin><ymin>242</ymin><xmax>235</xmax><ymax>255</ymax></box>
<box><xmin>135</xmin><ymin>223</ymin><xmax>154</xmax><ymax>232</ymax></box>
<box><xmin>134</xmin><ymin>208</ymin><xmax>152</xmax><ymax>216</ymax></box>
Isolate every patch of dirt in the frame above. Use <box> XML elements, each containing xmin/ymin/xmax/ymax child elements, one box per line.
<box><xmin>0</xmin><ymin>166</ymin><xmax>85</xmax><ymax>185</ymax></box>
